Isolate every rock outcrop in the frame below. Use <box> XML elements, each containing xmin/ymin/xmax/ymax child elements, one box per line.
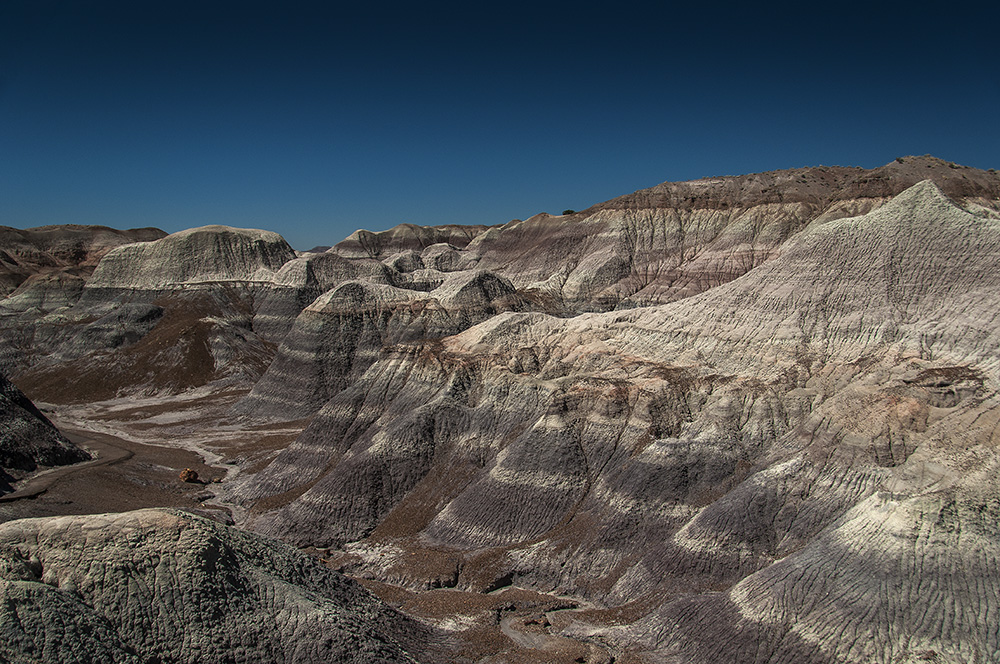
<box><xmin>463</xmin><ymin>156</ymin><xmax>1000</xmax><ymax>311</ymax></box>
<box><xmin>84</xmin><ymin>225</ymin><xmax>295</xmax><ymax>291</ymax></box>
<box><xmin>252</xmin><ymin>251</ymin><xmax>396</xmax><ymax>341</ymax></box>
<box><xmin>4</xmin><ymin>226</ymin><xmax>299</xmax><ymax>398</ymax></box>
<box><xmin>0</xmin><ymin>509</ymin><xmax>431</xmax><ymax>663</ymax></box>
<box><xmin>0</xmin><ymin>372</ymin><xmax>89</xmax><ymax>492</ymax></box>
<box><xmin>8</xmin><ymin>157</ymin><xmax>999</xmax><ymax>407</ymax></box>
<box><xmin>334</xmin><ymin>222</ymin><xmax>490</xmax><ymax>259</ymax></box>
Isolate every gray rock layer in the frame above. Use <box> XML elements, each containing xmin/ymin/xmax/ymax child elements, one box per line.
<box><xmin>234</xmin><ymin>270</ymin><xmax>525</xmax><ymax>419</ymax></box>
<box><xmin>0</xmin><ymin>509</ymin><xmax>431</xmax><ymax>664</ymax></box>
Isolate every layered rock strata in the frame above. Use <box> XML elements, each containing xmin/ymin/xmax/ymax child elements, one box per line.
<box><xmin>346</xmin><ymin>157</ymin><xmax>1000</xmax><ymax>314</ymax></box>
<box><xmin>5</xmin><ymin>226</ymin><xmax>299</xmax><ymax>397</ymax></box>
<box><xmin>234</xmin><ymin>270</ymin><xmax>525</xmax><ymax>419</ymax></box>
<box><xmin>334</xmin><ymin>222</ymin><xmax>489</xmax><ymax>259</ymax></box>
<box><xmin>252</xmin><ymin>251</ymin><xmax>396</xmax><ymax>341</ymax></box>
<box><xmin>0</xmin><ymin>224</ymin><xmax>165</xmax><ymax>298</ymax></box>
<box><xmin>231</xmin><ymin>181</ymin><xmax>1000</xmax><ymax>662</ymax></box>
<box><xmin>83</xmin><ymin>225</ymin><xmax>296</xmax><ymax>291</ymax></box>
<box><xmin>6</xmin><ymin>157</ymin><xmax>999</xmax><ymax>409</ymax></box>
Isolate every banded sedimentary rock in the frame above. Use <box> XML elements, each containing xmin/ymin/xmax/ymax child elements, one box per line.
<box><xmin>467</xmin><ymin>156</ymin><xmax>1000</xmax><ymax>311</ymax></box>
<box><xmin>252</xmin><ymin>250</ymin><xmax>396</xmax><ymax>341</ymax></box>
<box><xmin>84</xmin><ymin>225</ymin><xmax>295</xmax><ymax>291</ymax></box>
<box><xmin>232</xmin><ymin>180</ymin><xmax>1000</xmax><ymax>662</ymax></box>
<box><xmin>5</xmin><ymin>159</ymin><xmax>1000</xmax><ymax>662</ymax></box>
<box><xmin>235</xmin><ymin>269</ymin><xmax>525</xmax><ymax>419</ymax></box>
<box><xmin>7</xmin><ymin>226</ymin><xmax>299</xmax><ymax>397</ymax></box>
<box><xmin>334</xmin><ymin>222</ymin><xmax>490</xmax><ymax>259</ymax></box>
<box><xmin>0</xmin><ymin>224</ymin><xmax>165</xmax><ymax>298</ymax></box>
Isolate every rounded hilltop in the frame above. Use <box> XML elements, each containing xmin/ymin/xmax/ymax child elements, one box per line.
<box><xmin>87</xmin><ymin>225</ymin><xmax>296</xmax><ymax>290</ymax></box>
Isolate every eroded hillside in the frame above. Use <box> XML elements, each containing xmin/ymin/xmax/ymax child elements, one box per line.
<box><xmin>2</xmin><ymin>156</ymin><xmax>1000</xmax><ymax>663</ymax></box>
<box><xmin>0</xmin><ymin>509</ymin><xmax>434</xmax><ymax>663</ymax></box>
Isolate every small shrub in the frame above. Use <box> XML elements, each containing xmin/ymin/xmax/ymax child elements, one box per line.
<box><xmin>562</xmin><ymin>209</ymin><xmax>576</xmax><ymax>215</ymax></box>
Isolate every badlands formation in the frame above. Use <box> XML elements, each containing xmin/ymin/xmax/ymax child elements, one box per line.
<box><xmin>0</xmin><ymin>155</ymin><xmax>999</xmax><ymax>662</ymax></box>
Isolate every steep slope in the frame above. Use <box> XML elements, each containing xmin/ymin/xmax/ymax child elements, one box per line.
<box><xmin>0</xmin><ymin>372</ymin><xmax>89</xmax><ymax>492</ymax></box>
<box><xmin>229</xmin><ymin>181</ymin><xmax>1000</xmax><ymax>662</ymax></box>
<box><xmin>0</xmin><ymin>508</ymin><xmax>433</xmax><ymax>663</ymax></box>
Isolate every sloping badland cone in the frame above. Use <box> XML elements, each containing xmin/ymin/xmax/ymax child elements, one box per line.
<box><xmin>231</xmin><ymin>180</ymin><xmax>1000</xmax><ymax>663</ymax></box>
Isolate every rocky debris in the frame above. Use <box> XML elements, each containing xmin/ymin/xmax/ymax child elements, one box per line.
<box><xmin>229</xmin><ymin>180</ymin><xmax>1000</xmax><ymax>662</ymax></box>
<box><xmin>0</xmin><ymin>372</ymin><xmax>89</xmax><ymax>492</ymax></box>
<box><xmin>0</xmin><ymin>508</ymin><xmax>432</xmax><ymax>663</ymax></box>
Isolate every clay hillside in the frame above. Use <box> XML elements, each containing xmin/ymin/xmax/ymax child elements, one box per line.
<box><xmin>1</xmin><ymin>155</ymin><xmax>999</xmax><ymax>663</ymax></box>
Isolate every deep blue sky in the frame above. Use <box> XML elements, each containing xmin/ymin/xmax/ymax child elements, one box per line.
<box><xmin>1</xmin><ymin>1</ymin><xmax>997</xmax><ymax>250</ymax></box>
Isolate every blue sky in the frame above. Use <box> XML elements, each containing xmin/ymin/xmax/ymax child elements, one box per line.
<box><xmin>1</xmin><ymin>1</ymin><xmax>997</xmax><ymax>250</ymax></box>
